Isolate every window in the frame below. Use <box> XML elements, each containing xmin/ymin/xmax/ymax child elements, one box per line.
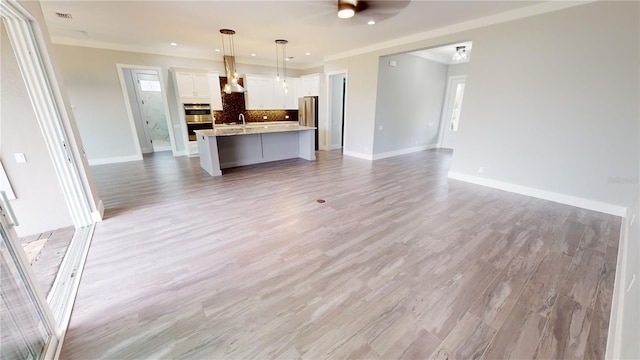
<box><xmin>450</xmin><ymin>83</ymin><xmax>465</xmax><ymax>131</ymax></box>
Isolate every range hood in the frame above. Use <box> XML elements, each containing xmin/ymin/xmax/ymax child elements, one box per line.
<box><xmin>223</xmin><ymin>55</ymin><xmax>244</xmax><ymax>94</ymax></box>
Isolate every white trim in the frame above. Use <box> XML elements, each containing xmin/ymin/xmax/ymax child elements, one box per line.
<box><xmin>46</xmin><ymin>225</ymin><xmax>95</xmax><ymax>334</ymax></box>
<box><xmin>88</xmin><ymin>155</ymin><xmax>142</xmax><ymax>166</ymax></box>
<box><xmin>153</xmin><ymin>144</ymin><xmax>173</xmax><ymax>152</ymax></box>
<box><xmin>324</xmin><ymin>1</ymin><xmax>592</xmax><ymax>63</ymax></box>
<box><xmin>447</xmin><ymin>171</ymin><xmax>627</xmax><ymax>216</ymax></box>
<box><xmin>91</xmin><ymin>199</ymin><xmax>104</xmax><ymax>222</ymax></box>
<box><xmin>325</xmin><ymin>70</ymin><xmax>348</xmax><ymax>152</ymax></box>
<box><xmin>0</xmin><ymin>190</ymin><xmax>60</xmax><ymax>359</ymax></box>
<box><xmin>343</xmin><ymin>150</ymin><xmax>373</xmax><ymax>161</ymax></box>
<box><xmin>437</xmin><ymin>75</ymin><xmax>466</xmax><ymax>148</ymax></box>
<box><xmin>52</xmin><ymin>225</ymin><xmax>95</xmax><ymax>360</ymax></box>
<box><xmin>116</xmin><ymin>64</ymin><xmax>178</xmax><ymax>157</ymax></box>
<box><xmin>606</xmin><ymin>216</ymin><xmax>628</xmax><ymax>359</ymax></box>
<box><xmin>372</xmin><ymin>144</ymin><xmax>437</xmax><ymax>160</ymax></box>
<box><xmin>115</xmin><ymin>65</ymin><xmax>145</xmax><ymax>159</ymax></box>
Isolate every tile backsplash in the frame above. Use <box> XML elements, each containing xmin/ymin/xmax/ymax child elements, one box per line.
<box><xmin>216</xmin><ymin>77</ymin><xmax>298</xmax><ymax>124</ymax></box>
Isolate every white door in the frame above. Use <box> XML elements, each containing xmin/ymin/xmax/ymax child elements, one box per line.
<box><xmin>328</xmin><ymin>73</ymin><xmax>346</xmax><ymax>150</ymax></box>
<box><xmin>439</xmin><ymin>76</ymin><xmax>466</xmax><ymax>150</ymax></box>
<box><xmin>133</xmin><ymin>71</ymin><xmax>171</xmax><ymax>152</ymax></box>
<box><xmin>0</xmin><ymin>191</ymin><xmax>59</xmax><ymax>360</ymax></box>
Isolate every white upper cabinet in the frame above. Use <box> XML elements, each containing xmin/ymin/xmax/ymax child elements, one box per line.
<box><xmin>191</xmin><ymin>73</ymin><xmax>210</xmax><ymax>98</ymax></box>
<box><xmin>173</xmin><ymin>69</ymin><xmax>220</xmax><ymax>105</ymax></box>
<box><xmin>245</xmin><ymin>75</ymin><xmax>298</xmax><ymax>110</ymax></box>
<box><xmin>245</xmin><ymin>75</ymin><xmax>274</xmax><ymax>110</ymax></box>
<box><xmin>298</xmin><ymin>73</ymin><xmax>321</xmax><ymax>97</ymax></box>
<box><xmin>208</xmin><ymin>73</ymin><xmax>223</xmax><ymax>110</ymax></box>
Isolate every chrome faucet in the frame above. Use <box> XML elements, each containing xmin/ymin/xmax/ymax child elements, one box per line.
<box><xmin>239</xmin><ymin>113</ymin><xmax>246</xmax><ymax>130</ymax></box>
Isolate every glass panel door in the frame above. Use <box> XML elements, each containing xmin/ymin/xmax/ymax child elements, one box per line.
<box><xmin>0</xmin><ymin>192</ymin><xmax>58</xmax><ymax>360</ymax></box>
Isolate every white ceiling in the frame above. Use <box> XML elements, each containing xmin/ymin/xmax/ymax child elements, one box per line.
<box><xmin>39</xmin><ymin>1</ymin><xmax>542</xmax><ymax>69</ymax></box>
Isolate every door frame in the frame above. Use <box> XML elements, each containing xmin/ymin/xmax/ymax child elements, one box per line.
<box><xmin>128</xmin><ymin>69</ymin><xmax>155</xmax><ymax>154</ymax></box>
<box><xmin>0</xmin><ymin>191</ymin><xmax>60</xmax><ymax>360</ymax></box>
<box><xmin>437</xmin><ymin>75</ymin><xmax>466</xmax><ymax>149</ymax></box>
<box><xmin>1</xmin><ymin>0</ymin><xmax>101</xmax><ymax>355</ymax></box>
<box><xmin>116</xmin><ymin>64</ymin><xmax>177</xmax><ymax>156</ymax></box>
<box><xmin>325</xmin><ymin>69</ymin><xmax>348</xmax><ymax>151</ymax></box>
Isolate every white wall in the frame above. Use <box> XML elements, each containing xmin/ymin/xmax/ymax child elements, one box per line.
<box><xmin>373</xmin><ymin>54</ymin><xmax>447</xmax><ymax>157</ymax></box>
<box><xmin>615</xmin><ymin>191</ymin><xmax>639</xmax><ymax>358</ymax></box>
<box><xmin>449</xmin><ymin>2</ymin><xmax>638</xmax><ymax>213</ymax></box>
<box><xmin>447</xmin><ymin>63</ymin><xmax>468</xmax><ymax>77</ymax></box>
<box><xmin>325</xmin><ymin>55</ymin><xmax>378</xmax><ymax>159</ymax></box>
<box><xmin>1</xmin><ymin>22</ymin><xmax>73</xmax><ymax>236</ymax></box>
<box><xmin>52</xmin><ymin>45</ymin><xmax>302</xmax><ymax>161</ymax></box>
<box><xmin>326</xmin><ymin>1</ymin><xmax>638</xmax><ymax>213</ymax></box>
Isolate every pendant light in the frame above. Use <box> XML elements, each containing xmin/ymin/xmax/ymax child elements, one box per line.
<box><xmin>220</xmin><ymin>29</ymin><xmax>244</xmax><ymax>94</ymax></box>
<box><xmin>275</xmin><ymin>39</ymin><xmax>289</xmax><ymax>93</ymax></box>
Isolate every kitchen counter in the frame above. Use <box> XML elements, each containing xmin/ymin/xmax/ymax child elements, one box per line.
<box><xmin>197</xmin><ymin>124</ymin><xmax>315</xmax><ymax>137</ymax></box>
<box><xmin>194</xmin><ymin>123</ymin><xmax>316</xmax><ymax>176</ymax></box>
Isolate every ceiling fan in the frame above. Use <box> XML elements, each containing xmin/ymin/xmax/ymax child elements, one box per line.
<box><xmin>336</xmin><ymin>0</ymin><xmax>410</xmax><ymax>20</ymax></box>
<box><xmin>302</xmin><ymin>0</ymin><xmax>410</xmax><ymax>26</ymax></box>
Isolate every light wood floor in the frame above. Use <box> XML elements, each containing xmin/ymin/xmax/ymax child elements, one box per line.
<box><xmin>61</xmin><ymin>150</ymin><xmax>620</xmax><ymax>359</ymax></box>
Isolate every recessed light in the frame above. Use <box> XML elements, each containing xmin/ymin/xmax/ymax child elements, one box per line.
<box><xmin>285</xmin><ymin>57</ymin><xmax>294</xmax><ymax>61</ymax></box>
<box><xmin>305</xmin><ymin>52</ymin><xmax>312</xmax><ymax>56</ymax></box>
<box><xmin>170</xmin><ymin>42</ymin><xmax>178</xmax><ymax>46</ymax></box>
<box><xmin>368</xmin><ymin>19</ymin><xmax>376</xmax><ymax>25</ymax></box>
<box><xmin>214</xmin><ymin>48</ymin><xmax>221</xmax><ymax>52</ymax></box>
<box><xmin>251</xmin><ymin>53</ymin><xmax>256</xmax><ymax>57</ymax></box>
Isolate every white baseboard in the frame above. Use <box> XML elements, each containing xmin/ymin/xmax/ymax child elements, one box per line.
<box><xmin>343</xmin><ymin>150</ymin><xmax>373</xmax><ymax>160</ymax></box>
<box><xmin>606</xmin><ymin>217</ymin><xmax>628</xmax><ymax>359</ymax></box>
<box><xmin>606</xmin><ymin>196</ymin><xmax>638</xmax><ymax>359</ymax></box>
<box><xmin>152</xmin><ymin>145</ymin><xmax>172</xmax><ymax>152</ymax></box>
<box><xmin>328</xmin><ymin>144</ymin><xmax>343</xmax><ymax>150</ymax></box>
<box><xmin>447</xmin><ymin>171</ymin><xmax>627</xmax><ymax>216</ymax></box>
<box><xmin>88</xmin><ymin>155</ymin><xmax>142</xmax><ymax>166</ymax></box>
<box><xmin>372</xmin><ymin>144</ymin><xmax>436</xmax><ymax>160</ymax></box>
<box><xmin>91</xmin><ymin>199</ymin><xmax>104</xmax><ymax>222</ymax></box>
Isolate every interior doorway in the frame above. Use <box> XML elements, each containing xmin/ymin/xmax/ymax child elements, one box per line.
<box><xmin>327</xmin><ymin>71</ymin><xmax>347</xmax><ymax>150</ymax></box>
<box><xmin>118</xmin><ymin>65</ymin><xmax>176</xmax><ymax>156</ymax></box>
<box><xmin>1</xmin><ymin>0</ymin><xmax>100</xmax><ymax>353</ymax></box>
<box><xmin>439</xmin><ymin>75</ymin><xmax>467</xmax><ymax>150</ymax></box>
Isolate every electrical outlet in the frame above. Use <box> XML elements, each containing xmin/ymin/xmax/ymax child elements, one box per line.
<box><xmin>378</xmin><ymin>125</ymin><xmax>383</xmax><ymax>130</ymax></box>
<box><xmin>478</xmin><ymin>166</ymin><xmax>484</xmax><ymax>174</ymax></box>
<box><xmin>14</xmin><ymin>153</ymin><xmax>26</xmax><ymax>164</ymax></box>
<box><xmin>429</xmin><ymin>122</ymin><xmax>434</xmax><ymax>127</ymax></box>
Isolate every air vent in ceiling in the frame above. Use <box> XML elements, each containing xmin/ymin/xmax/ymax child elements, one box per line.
<box><xmin>55</xmin><ymin>12</ymin><xmax>73</xmax><ymax>19</ymax></box>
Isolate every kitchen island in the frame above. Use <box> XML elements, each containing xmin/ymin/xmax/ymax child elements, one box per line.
<box><xmin>195</xmin><ymin>123</ymin><xmax>316</xmax><ymax>176</ymax></box>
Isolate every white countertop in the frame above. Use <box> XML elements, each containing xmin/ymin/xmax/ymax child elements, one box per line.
<box><xmin>195</xmin><ymin>124</ymin><xmax>316</xmax><ymax>137</ymax></box>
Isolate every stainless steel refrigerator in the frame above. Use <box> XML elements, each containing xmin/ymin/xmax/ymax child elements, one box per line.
<box><xmin>298</xmin><ymin>96</ymin><xmax>319</xmax><ymax>150</ymax></box>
